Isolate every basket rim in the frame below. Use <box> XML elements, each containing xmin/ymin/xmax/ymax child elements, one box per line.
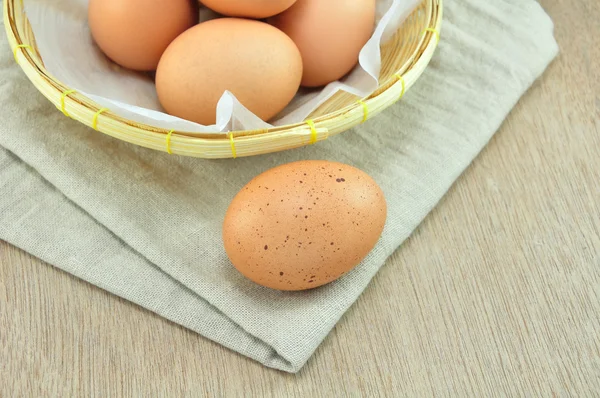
<box><xmin>4</xmin><ymin>0</ymin><xmax>443</xmax><ymax>159</ymax></box>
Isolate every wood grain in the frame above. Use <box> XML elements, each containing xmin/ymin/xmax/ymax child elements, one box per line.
<box><xmin>2</xmin><ymin>0</ymin><xmax>599</xmax><ymax>395</ymax></box>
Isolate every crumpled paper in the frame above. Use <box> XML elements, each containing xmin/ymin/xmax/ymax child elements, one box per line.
<box><xmin>24</xmin><ymin>0</ymin><xmax>420</xmax><ymax>134</ymax></box>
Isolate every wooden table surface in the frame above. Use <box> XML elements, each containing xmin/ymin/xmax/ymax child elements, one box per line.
<box><xmin>2</xmin><ymin>1</ymin><xmax>599</xmax><ymax>395</ymax></box>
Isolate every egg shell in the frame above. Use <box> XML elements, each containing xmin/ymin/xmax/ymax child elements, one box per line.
<box><xmin>270</xmin><ymin>0</ymin><xmax>376</xmax><ymax>87</ymax></box>
<box><xmin>200</xmin><ymin>0</ymin><xmax>297</xmax><ymax>19</ymax></box>
<box><xmin>156</xmin><ymin>18</ymin><xmax>303</xmax><ymax>125</ymax></box>
<box><xmin>88</xmin><ymin>0</ymin><xmax>198</xmax><ymax>71</ymax></box>
<box><xmin>222</xmin><ymin>160</ymin><xmax>387</xmax><ymax>291</ymax></box>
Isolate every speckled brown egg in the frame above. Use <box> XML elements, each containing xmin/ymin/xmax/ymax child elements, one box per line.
<box><xmin>222</xmin><ymin>160</ymin><xmax>387</xmax><ymax>291</ymax></box>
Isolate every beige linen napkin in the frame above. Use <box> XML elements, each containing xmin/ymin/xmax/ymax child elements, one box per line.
<box><xmin>0</xmin><ymin>0</ymin><xmax>558</xmax><ymax>372</ymax></box>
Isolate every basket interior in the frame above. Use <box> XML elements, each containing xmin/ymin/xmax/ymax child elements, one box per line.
<box><xmin>310</xmin><ymin>2</ymin><xmax>431</xmax><ymax>119</ymax></box>
<box><xmin>5</xmin><ymin>0</ymin><xmax>441</xmax><ymax>158</ymax></box>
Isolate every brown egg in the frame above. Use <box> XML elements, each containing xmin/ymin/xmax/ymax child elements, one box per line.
<box><xmin>156</xmin><ymin>18</ymin><xmax>303</xmax><ymax>125</ymax></box>
<box><xmin>222</xmin><ymin>161</ymin><xmax>387</xmax><ymax>291</ymax></box>
<box><xmin>270</xmin><ymin>0</ymin><xmax>376</xmax><ymax>87</ymax></box>
<box><xmin>200</xmin><ymin>0</ymin><xmax>297</xmax><ymax>19</ymax></box>
<box><xmin>88</xmin><ymin>0</ymin><xmax>198</xmax><ymax>71</ymax></box>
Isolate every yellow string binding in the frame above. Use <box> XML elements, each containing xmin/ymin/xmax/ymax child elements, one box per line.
<box><xmin>423</xmin><ymin>28</ymin><xmax>441</xmax><ymax>45</ymax></box>
<box><xmin>92</xmin><ymin>108</ymin><xmax>108</xmax><ymax>131</ymax></box>
<box><xmin>166</xmin><ymin>130</ymin><xmax>174</xmax><ymax>155</ymax></box>
<box><xmin>306</xmin><ymin>120</ymin><xmax>317</xmax><ymax>144</ymax></box>
<box><xmin>13</xmin><ymin>44</ymin><xmax>33</xmax><ymax>64</ymax></box>
<box><xmin>394</xmin><ymin>73</ymin><xmax>406</xmax><ymax>101</ymax></box>
<box><xmin>60</xmin><ymin>89</ymin><xmax>77</xmax><ymax>118</ymax></box>
<box><xmin>357</xmin><ymin>100</ymin><xmax>369</xmax><ymax>123</ymax></box>
<box><xmin>229</xmin><ymin>133</ymin><xmax>237</xmax><ymax>159</ymax></box>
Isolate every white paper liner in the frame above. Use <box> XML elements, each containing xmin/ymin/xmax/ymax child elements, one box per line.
<box><xmin>24</xmin><ymin>0</ymin><xmax>420</xmax><ymax>134</ymax></box>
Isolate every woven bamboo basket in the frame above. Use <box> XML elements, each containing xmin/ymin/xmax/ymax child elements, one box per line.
<box><xmin>5</xmin><ymin>0</ymin><xmax>442</xmax><ymax>159</ymax></box>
